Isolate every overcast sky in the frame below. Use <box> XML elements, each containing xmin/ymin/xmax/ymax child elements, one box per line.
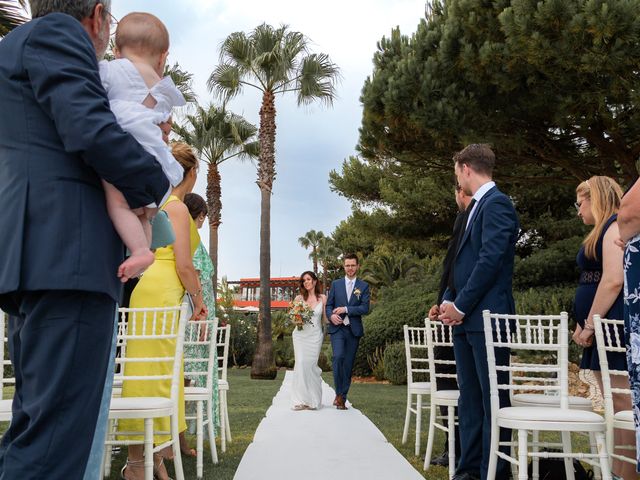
<box><xmin>112</xmin><ymin>0</ymin><xmax>425</xmax><ymax>281</ymax></box>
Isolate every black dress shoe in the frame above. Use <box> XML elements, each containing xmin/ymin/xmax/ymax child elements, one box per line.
<box><xmin>451</xmin><ymin>472</ymin><xmax>480</xmax><ymax>480</ymax></box>
<box><xmin>430</xmin><ymin>451</ymin><xmax>450</xmax><ymax>467</ymax></box>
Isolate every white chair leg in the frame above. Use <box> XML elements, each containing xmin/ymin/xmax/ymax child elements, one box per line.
<box><xmin>196</xmin><ymin>400</ymin><xmax>204</xmax><ymax>480</ymax></box>
<box><xmin>224</xmin><ymin>391</ymin><xmax>232</xmax><ymax>442</ymax></box>
<box><xmin>517</xmin><ymin>429</ymin><xmax>528</xmax><ymax>480</ymax></box>
<box><xmin>510</xmin><ymin>431</ymin><xmax>518</xmax><ymax>480</ymax></box>
<box><xmin>589</xmin><ymin>432</ymin><xmax>601</xmax><ymax>480</ymax></box>
<box><xmin>447</xmin><ymin>405</ymin><xmax>456</xmax><ymax>479</ymax></box>
<box><xmin>206</xmin><ymin>399</ymin><xmax>218</xmax><ymax>464</ymax></box>
<box><xmin>423</xmin><ymin>399</ymin><xmax>437</xmax><ymax>470</ymax></box>
<box><xmin>561</xmin><ymin>431</ymin><xmax>575</xmax><ymax>480</ymax></box>
<box><xmin>415</xmin><ymin>394</ymin><xmax>422</xmax><ymax>456</ymax></box>
<box><xmin>487</xmin><ymin>421</ymin><xmax>500</xmax><ymax>480</ymax></box>
<box><xmin>532</xmin><ymin>429</ymin><xmax>539</xmax><ymax>480</ymax></box>
<box><xmin>220</xmin><ymin>391</ymin><xmax>227</xmax><ymax>453</ymax></box>
<box><xmin>171</xmin><ymin>412</ymin><xmax>185</xmax><ymax>480</ymax></box>
<box><xmin>402</xmin><ymin>391</ymin><xmax>411</xmax><ymax>444</ymax></box>
<box><xmin>144</xmin><ymin>418</ymin><xmax>154</xmax><ymax>480</ymax></box>
<box><xmin>595</xmin><ymin>431</ymin><xmax>612</xmax><ymax>480</ymax></box>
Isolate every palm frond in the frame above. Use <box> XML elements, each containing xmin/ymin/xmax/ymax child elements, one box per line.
<box><xmin>164</xmin><ymin>62</ymin><xmax>197</xmax><ymax>104</ymax></box>
<box><xmin>207</xmin><ymin>63</ymin><xmax>243</xmax><ymax>101</ymax></box>
<box><xmin>296</xmin><ymin>53</ymin><xmax>340</xmax><ymax>107</ymax></box>
<box><xmin>219</xmin><ymin>31</ymin><xmax>254</xmax><ymax>73</ymax></box>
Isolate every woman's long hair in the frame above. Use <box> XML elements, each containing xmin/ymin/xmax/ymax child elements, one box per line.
<box><xmin>299</xmin><ymin>271</ymin><xmax>321</xmax><ymax>300</ymax></box>
<box><xmin>576</xmin><ymin>176</ymin><xmax>623</xmax><ymax>259</ymax></box>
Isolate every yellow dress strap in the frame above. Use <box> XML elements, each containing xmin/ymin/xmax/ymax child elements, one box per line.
<box><xmin>161</xmin><ymin>194</ymin><xmax>179</xmax><ymax>210</ymax></box>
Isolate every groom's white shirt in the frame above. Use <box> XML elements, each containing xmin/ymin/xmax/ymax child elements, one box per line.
<box><xmin>344</xmin><ymin>276</ymin><xmax>356</xmax><ymax>325</ymax></box>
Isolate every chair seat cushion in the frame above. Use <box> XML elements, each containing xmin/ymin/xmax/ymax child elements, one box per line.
<box><xmin>408</xmin><ymin>382</ymin><xmax>430</xmax><ymax>394</ymax></box>
<box><xmin>433</xmin><ymin>390</ymin><xmax>459</xmax><ymax>402</ymax></box>
<box><xmin>218</xmin><ymin>380</ymin><xmax>229</xmax><ymax>391</ymax></box>
<box><xmin>513</xmin><ymin>393</ymin><xmax>592</xmax><ymax>408</ymax></box>
<box><xmin>498</xmin><ymin>406</ymin><xmax>604</xmax><ymax>424</ymax></box>
<box><xmin>185</xmin><ymin>386</ymin><xmax>210</xmax><ymax>400</ymax></box>
<box><xmin>0</xmin><ymin>399</ymin><xmax>11</xmax><ymax>421</ymax></box>
<box><xmin>614</xmin><ymin>410</ymin><xmax>634</xmax><ymax>423</ymax></box>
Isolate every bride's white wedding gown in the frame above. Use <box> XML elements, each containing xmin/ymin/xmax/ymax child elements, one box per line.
<box><xmin>291</xmin><ymin>301</ymin><xmax>324</xmax><ymax>409</ymax></box>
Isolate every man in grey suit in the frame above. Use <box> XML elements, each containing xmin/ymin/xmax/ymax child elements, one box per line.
<box><xmin>0</xmin><ymin>1</ymin><xmax>170</xmax><ymax>478</ymax></box>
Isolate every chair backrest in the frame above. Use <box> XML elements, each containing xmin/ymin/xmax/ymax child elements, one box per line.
<box><xmin>114</xmin><ymin>303</ymin><xmax>189</xmax><ymax>404</ymax></box>
<box><xmin>592</xmin><ymin>315</ymin><xmax>631</xmax><ymax>420</ymax></box>
<box><xmin>216</xmin><ymin>324</ymin><xmax>231</xmax><ymax>383</ymax></box>
<box><xmin>0</xmin><ymin>312</ymin><xmax>13</xmax><ymax>398</ymax></box>
<box><xmin>482</xmin><ymin>310</ymin><xmax>570</xmax><ymax>413</ymax></box>
<box><xmin>424</xmin><ymin>319</ymin><xmax>455</xmax><ymax>394</ymax></box>
<box><xmin>403</xmin><ymin>325</ymin><xmax>430</xmax><ymax>386</ymax></box>
<box><xmin>184</xmin><ymin>317</ymin><xmax>219</xmax><ymax>391</ymax></box>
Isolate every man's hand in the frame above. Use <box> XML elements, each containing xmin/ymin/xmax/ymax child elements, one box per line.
<box><xmin>428</xmin><ymin>304</ymin><xmax>439</xmax><ymax>322</ymax></box>
<box><xmin>438</xmin><ymin>303</ymin><xmax>464</xmax><ymax>326</ymax></box>
<box><xmin>333</xmin><ymin>307</ymin><xmax>347</xmax><ymax>315</ymax></box>
<box><xmin>159</xmin><ymin>117</ymin><xmax>172</xmax><ymax>144</ymax></box>
<box><xmin>330</xmin><ymin>314</ymin><xmax>343</xmax><ymax>326</ymax></box>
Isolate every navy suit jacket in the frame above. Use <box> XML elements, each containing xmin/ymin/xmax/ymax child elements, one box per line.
<box><xmin>325</xmin><ymin>278</ymin><xmax>370</xmax><ymax>337</ymax></box>
<box><xmin>0</xmin><ymin>13</ymin><xmax>170</xmax><ymax>302</ymax></box>
<box><xmin>443</xmin><ymin>186</ymin><xmax>519</xmax><ymax>332</ymax></box>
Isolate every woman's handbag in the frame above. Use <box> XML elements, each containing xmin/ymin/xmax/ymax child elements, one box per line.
<box><xmin>182</xmin><ymin>292</ymin><xmax>194</xmax><ymax>319</ymax></box>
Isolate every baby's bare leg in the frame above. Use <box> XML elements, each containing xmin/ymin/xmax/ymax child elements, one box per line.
<box><xmin>103</xmin><ymin>181</ymin><xmax>155</xmax><ymax>282</ymax></box>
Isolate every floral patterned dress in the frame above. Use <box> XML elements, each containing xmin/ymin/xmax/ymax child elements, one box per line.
<box><xmin>623</xmin><ymin>233</ymin><xmax>640</xmax><ymax>471</ymax></box>
<box><xmin>184</xmin><ymin>242</ymin><xmax>220</xmax><ymax>432</ymax></box>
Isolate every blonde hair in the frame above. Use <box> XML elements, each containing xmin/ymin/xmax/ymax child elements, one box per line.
<box><xmin>576</xmin><ymin>176</ymin><xmax>623</xmax><ymax>259</ymax></box>
<box><xmin>171</xmin><ymin>142</ymin><xmax>198</xmax><ymax>180</ymax></box>
<box><xmin>115</xmin><ymin>12</ymin><xmax>169</xmax><ymax>57</ymax></box>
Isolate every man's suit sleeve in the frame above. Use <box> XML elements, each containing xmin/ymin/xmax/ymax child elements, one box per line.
<box><xmin>326</xmin><ymin>282</ymin><xmax>335</xmax><ymax>319</ymax></box>
<box><xmin>23</xmin><ymin>15</ymin><xmax>169</xmax><ymax>208</ymax></box>
<box><xmin>346</xmin><ymin>283</ymin><xmax>370</xmax><ymax>316</ymax></box>
<box><xmin>454</xmin><ymin>195</ymin><xmax>517</xmax><ymax>315</ymax></box>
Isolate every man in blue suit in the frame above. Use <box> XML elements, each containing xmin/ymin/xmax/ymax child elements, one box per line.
<box><xmin>0</xmin><ymin>1</ymin><xmax>170</xmax><ymax>478</ymax></box>
<box><xmin>326</xmin><ymin>254</ymin><xmax>370</xmax><ymax>410</ymax></box>
<box><xmin>439</xmin><ymin>144</ymin><xmax>519</xmax><ymax>480</ymax></box>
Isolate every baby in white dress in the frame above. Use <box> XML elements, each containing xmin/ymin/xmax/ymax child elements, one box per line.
<box><xmin>99</xmin><ymin>12</ymin><xmax>186</xmax><ymax>282</ymax></box>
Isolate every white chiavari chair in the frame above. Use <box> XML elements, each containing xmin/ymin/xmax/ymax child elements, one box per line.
<box><xmin>0</xmin><ymin>311</ymin><xmax>12</xmax><ymax>422</ymax></box>
<box><xmin>103</xmin><ymin>303</ymin><xmax>188</xmax><ymax>480</ymax></box>
<box><xmin>184</xmin><ymin>317</ymin><xmax>219</xmax><ymax>478</ymax></box>
<box><xmin>402</xmin><ymin>325</ymin><xmax>431</xmax><ymax>456</ymax></box>
<box><xmin>216</xmin><ymin>324</ymin><xmax>231</xmax><ymax>453</ymax></box>
<box><xmin>483</xmin><ymin>310</ymin><xmax>611</xmax><ymax>480</ymax></box>
<box><xmin>423</xmin><ymin>319</ymin><xmax>459</xmax><ymax>477</ymax></box>
<box><xmin>593</xmin><ymin>315</ymin><xmax>635</xmax><ymax>470</ymax></box>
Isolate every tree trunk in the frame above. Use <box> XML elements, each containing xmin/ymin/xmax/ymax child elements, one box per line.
<box><xmin>251</xmin><ymin>90</ymin><xmax>277</xmax><ymax>379</ymax></box>
<box><xmin>312</xmin><ymin>248</ymin><xmax>318</xmax><ymax>275</ymax></box>
<box><xmin>206</xmin><ymin>162</ymin><xmax>222</xmax><ymax>299</ymax></box>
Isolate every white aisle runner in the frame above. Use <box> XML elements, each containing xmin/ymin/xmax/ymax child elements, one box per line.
<box><xmin>234</xmin><ymin>371</ymin><xmax>424</xmax><ymax>480</ymax></box>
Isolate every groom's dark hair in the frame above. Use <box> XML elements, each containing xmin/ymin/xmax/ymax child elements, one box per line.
<box><xmin>343</xmin><ymin>253</ymin><xmax>359</xmax><ymax>264</ymax></box>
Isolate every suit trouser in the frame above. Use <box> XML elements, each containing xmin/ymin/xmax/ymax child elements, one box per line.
<box><xmin>454</xmin><ymin>329</ymin><xmax>511</xmax><ymax>480</ymax></box>
<box><xmin>330</xmin><ymin>326</ymin><xmax>360</xmax><ymax>399</ymax></box>
<box><xmin>0</xmin><ymin>290</ymin><xmax>115</xmax><ymax>480</ymax></box>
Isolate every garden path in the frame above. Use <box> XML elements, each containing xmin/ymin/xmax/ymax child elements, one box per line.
<box><xmin>234</xmin><ymin>371</ymin><xmax>423</xmax><ymax>479</ymax></box>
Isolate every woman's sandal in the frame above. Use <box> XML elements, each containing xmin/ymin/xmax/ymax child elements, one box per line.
<box><xmin>120</xmin><ymin>458</ymin><xmax>144</xmax><ymax>480</ymax></box>
<box><xmin>153</xmin><ymin>454</ymin><xmax>174</xmax><ymax>480</ymax></box>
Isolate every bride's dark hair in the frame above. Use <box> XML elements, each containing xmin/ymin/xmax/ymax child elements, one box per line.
<box><xmin>299</xmin><ymin>271</ymin><xmax>321</xmax><ymax>300</ymax></box>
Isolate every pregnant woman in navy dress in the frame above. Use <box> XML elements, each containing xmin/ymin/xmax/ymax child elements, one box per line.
<box><xmin>573</xmin><ymin>176</ymin><xmax>633</xmax><ymax>480</ymax></box>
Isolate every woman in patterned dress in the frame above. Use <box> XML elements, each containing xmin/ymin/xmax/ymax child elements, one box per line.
<box><xmin>617</xmin><ymin>177</ymin><xmax>640</xmax><ymax>473</ymax></box>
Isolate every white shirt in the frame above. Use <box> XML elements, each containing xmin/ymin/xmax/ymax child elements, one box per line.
<box><xmin>99</xmin><ymin>59</ymin><xmax>186</xmax><ymax>189</ymax></box>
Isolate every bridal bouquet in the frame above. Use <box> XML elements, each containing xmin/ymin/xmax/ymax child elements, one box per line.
<box><xmin>287</xmin><ymin>299</ymin><xmax>314</xmax><ymax>331</ymax></box>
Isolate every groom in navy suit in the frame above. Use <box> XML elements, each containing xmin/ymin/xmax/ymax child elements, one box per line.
<box><xmin>439</xmin><ymin>144</ymin><xmax>519</xmax><ymax>480</ymax></box>
<box><xmin>0</xmin><ymin>1</ymin><xmax>170</xmax><ymax>478</ymax></box>
<box><xmin>326</xmin><ymin>254</ymin><xmax>370</xmax><ymax>410</ymax></box>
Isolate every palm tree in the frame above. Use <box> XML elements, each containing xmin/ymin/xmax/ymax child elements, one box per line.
<box><xmin>298</xmin><ymin>229</ymin><xmax>325</xmax><ymax>274</ymax></box>
<box><xmin>208</xmin><ymin>23</ymin><xmax>340</xmax><ymax>379</ymax></box>
<box><xmin>360</xmin><ymin>253</ymin><xmax>423</xmax><ymax>290</ymax></box>
<box><xmin>164</xmin><ymin>62</ymin><xmax>197</xmax><ymax>104</ymax></box>
<box><xmin>316</xmin><ymin>236</ymin><xmax>341</xmax><ymax>292</ymax></box>
<box><xmin>0</xmin><ymin>0</ymin><xmax>28</xmax><ymax>37</ymax></box>
<box><xmin>174</xmin><ymin>104</ymin><xmax>259</xmax><ymax>298</ymax></box>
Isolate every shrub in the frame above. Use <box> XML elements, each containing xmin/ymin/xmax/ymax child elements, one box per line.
<box><xmin>353</xmin><ymin>275</ymin><xmax>438</xmax><ymax>376</ymax></box>
<box><xmin>273</xmin><ymin>336</ymin><xmax>295</xmax><ymax>368</ymax></box>
<box><xmin>227</xmin><ymin>312</ymin><xmax>256</xmax><ymax>367</ymax></box>
<box><xmin>319</xmin><ymin>341</ymin><xmax>332</xmax><ymax>372</ymax></box>
<box><xmin>513</xmin><ymin>237</ymin><xmax>582</xmax><ymax>289</ymax></box>
<box><xmin>383</xmin><ymin>342</ymin><xmax>406</xmax><ymax>385</ymax></box>
<box><xmin>367</xmin><ymin>346</ymin><xmax>385</xmax><ymax>381</ymax></box>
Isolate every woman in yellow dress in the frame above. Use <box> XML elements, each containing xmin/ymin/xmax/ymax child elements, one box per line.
<box><xmin>120</xmin><ymin>142</ymin><xmax>207</xmax><ymax>480</ymax></box>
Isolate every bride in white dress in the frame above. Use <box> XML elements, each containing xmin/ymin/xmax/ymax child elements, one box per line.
<box><xmin>291</xmin><ymin>271</ymin><xmax>327</xmax><ymax>410</ymax></box>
